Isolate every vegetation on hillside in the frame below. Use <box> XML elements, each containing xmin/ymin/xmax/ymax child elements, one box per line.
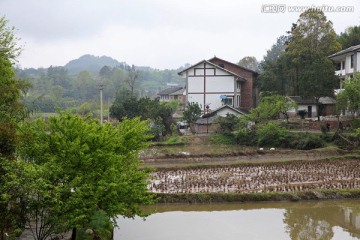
<box><xmin>17</xmin><ymin>55</ymin><xmax>186</xmax><ymax>115</ymax></box>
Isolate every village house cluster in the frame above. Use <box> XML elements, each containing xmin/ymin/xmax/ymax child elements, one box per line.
<box><xmin>157</xmin><ymin>44</ymin><xmax>360</xmax><ymax>132</ymax></box>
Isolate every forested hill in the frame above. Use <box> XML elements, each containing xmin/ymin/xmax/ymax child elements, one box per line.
<box><xmin>65</xmin><ymin>54</ymin><xmax>127</xmax><ymax>74</ymax></box>
<box><xmin>17</xmin><ymin>54</ymin><xmax>187</xmax><ymax>113</ymax></box>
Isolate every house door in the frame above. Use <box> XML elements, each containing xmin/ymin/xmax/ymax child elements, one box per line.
<box><xmin>307</xmin><ymin>106</ymin><xmax>312</xmax><ymax>118</ymax></box>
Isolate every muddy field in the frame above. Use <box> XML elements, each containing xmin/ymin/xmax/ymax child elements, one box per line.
<box><xmin>143</xmin><ymin>135</ymin><xmax>360</xmax><ymax>194</ymax></box>
<box><xmin>149</xmin><ymin>159</ymin><xmax>360</xmax><ymax>194</ymax></box>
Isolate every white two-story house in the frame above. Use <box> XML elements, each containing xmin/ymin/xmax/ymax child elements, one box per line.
<box><xmin>329</xmin><ymin>44</ymin><xmax>360</xmax><ymax>91</ymax></box>
<box><xmin>178</xmin><ymin>57</ymin><xmax>258</xmax><ymax>113</ymax></box>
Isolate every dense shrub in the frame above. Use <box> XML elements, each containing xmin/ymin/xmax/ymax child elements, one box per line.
<box><xmin>234</xmin><ymin>129</ymin><xmax>256</xmax><ymax>146</ymax></box>
<box><xmin>233</xmin><ymin>122</ymin><xmax>325</xmax><ymax>150</ymax></box>
<box><xmin>352</xmin><ymin>119</ymin><xmax>360</xmax><ymax>129</ymax></box>
<box><xmin>287</xmin><ymin>132</ymin><xmax>325</xmax><ymax>150</ymax></box>
<box><xmin>256</xmin><ymin>122</ymin><xmax>289</xmax><ymax>147</ymax></box>
<box><xmin>217</xmin><ymin>114</ymin><xmax>238</xmax><ymax>135</ymax></box>
<box><xmin>210</xmin><ymin>133</ymin><xmax>237</xmax><ymax>145</ymax></box>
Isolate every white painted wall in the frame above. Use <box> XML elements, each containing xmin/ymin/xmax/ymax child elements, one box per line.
<box><xmin>288</xmin><ymin>104</ymin><xmax>318</xmax><ymax>117</ymax></box>
<box><xmin>357</xmin><ymin>52</ymin><xmax>360</xmax><ymax>71</ymax></box>
<box><xmin>183</xmin><ymin>61</ymin><xmax>240</xmax><ymax>111</ymax></box>
<box><xmin>205</xmin><ymin>94</ymin><xmax>226</xmax><ymax>110</ymax></box>
<box><xmin>206</xmin><ymin>76</ymin><xmax>234</xmax><ymax>92</ymax></box>
<box><xmin>187</xmin><ymin>94</ymin><xmax>204</xmax><ymax>108</ymax></box>
<box><xmin>188</xmin><ymin>77</ymin><xmax>204</xmax><ymax>92</ymax></box>
<box><xmin>346</xmin><ymin>55</ymin><xmax>354</xmax><ymax>74</ymax></box>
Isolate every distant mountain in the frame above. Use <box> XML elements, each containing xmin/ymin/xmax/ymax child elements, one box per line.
<box><xmin>64</xmin><ymin>54</ymin><xmax>127</xmax><ymax>74</ymax></box>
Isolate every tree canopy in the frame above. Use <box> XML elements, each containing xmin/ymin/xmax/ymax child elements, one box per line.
<box><xmin>238</xmin><ymin>56</ymin><xmax>260</xmax><ymax>72</ymax></box>
<box><xmin>110</xmin><ymin>91</ymin><xmax>175</xmax><ymax>140</ymax></box>
<box><xmin>248</xmin><ymin>94</ymin><xmax>297</xmax><ymax>123</ymax></box>
<box><xmin>336</xmin><ymin>73</ymin><xmax>360</xmax><ymax>118</ymax></box>
<box><xmin>0</xmin><ymin>15</ymin><xmax>30</xmax><ymax>240</ymax></box>
<box><xmin>0</xmin><ymin>16</ymin><xmax>22</xmax><ymax>63</ymax></box>
<box><xmin>338</xmin><ymin>25</ymin><xmax>360</xmax><ymax>49</ymax></box>
<box><xmin>183</xmin><ymin>102</ymin><xmax>201</xmax><ymax>126</ymax></box>
<box><xmin>17</xmin><ymin>113</ymin><xmax>155</xmax><ymax>240</ymax></box>
<box><xmin>259</xmin><ymin>10</ymin><xmax>341</xmax><ymax>103</ymax></box>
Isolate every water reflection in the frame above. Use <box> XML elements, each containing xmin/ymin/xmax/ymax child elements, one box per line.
<box><xmin>115</xmin><ymin>200</ymin><xmax>360</xmax><ymax>240</ymax></box>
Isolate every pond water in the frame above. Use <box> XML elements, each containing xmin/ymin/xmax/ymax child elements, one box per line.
<box><xmin>115</xmin><ymin>200</ymin><xmax>360</xmax><ymax>240</ymax></box>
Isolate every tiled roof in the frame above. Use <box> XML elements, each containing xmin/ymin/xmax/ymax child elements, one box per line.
<box><xmin>202</xmin><ymin>105</ymin><xmax>246</xmax><ymax>118</ymax></box>
<box><xmin>169</xmin><ymin>88</ymin><xmax>185</xmax><ymax>96</ymax></box>
<box><xmin>158</xmin><ymin>87</ymin><xmax>183</xmax><ymax>95</ymax></box>
<box><xmin>177</xmin><ymin>59</ymin><xmax>247</xmax><ymax>81</ymax></box>
<box><xmin>329</xmin><ymin>44</ymin><xmax>360</xmax><ymax>58</ymax></box>
<box><xmin>208</xmin><ymin>56</ymin><xmax>259</xmax><ymax>75</ymax></box>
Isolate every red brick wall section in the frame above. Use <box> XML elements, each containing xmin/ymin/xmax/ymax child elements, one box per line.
<box><xmin>209</xmin><ymin>58</ymin><xmax>256</xmax><ymax>111</ymax></box>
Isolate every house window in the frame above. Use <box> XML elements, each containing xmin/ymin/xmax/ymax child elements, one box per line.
<box><xmin>236</xmin><ymin>81</ymin><xmax>241</xmax><ymax>90</ymax></box>
<box><xmin>342</xmin><ymin>61</ymin><xmax>345</xmax><ymax>70</ymax></box>
<box><xmin>223</xmin><ymin>97</ymin><xmax>233</xmax><ymax>106</ymax></box>
<box><xmin>336</xmin><ymin>63</ymin><xmax>341</xmax><ymax>71</ymax></box>
<box><xmin>236</xmin><ymin>95</ymin><xmax>240</xmax><ymax>107</ymax></box>
<box><xmin>351</xmin><ymin>55</ymin><xmax>354</xmax><ymax>68</ymax></box>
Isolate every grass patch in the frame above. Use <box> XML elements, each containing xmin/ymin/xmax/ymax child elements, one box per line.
<box><xmin>152</xmin><ymin>136</ymin><xmax>187</xmax><ymax>146</ymax></box>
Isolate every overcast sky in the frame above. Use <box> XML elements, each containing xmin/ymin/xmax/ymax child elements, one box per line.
<box><xmin>1</xmin><ymin>0</ymin><xmax>359</xmax><ymax>69</ymax></box>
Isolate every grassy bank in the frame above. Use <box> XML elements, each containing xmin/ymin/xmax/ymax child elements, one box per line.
<box><xmin>155</xmin><ymin>189</ymin><xmax>360</xmax><ymax>204</ymax></box>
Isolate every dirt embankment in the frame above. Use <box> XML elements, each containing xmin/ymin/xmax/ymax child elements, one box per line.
<box><xmin>141</xmin><ymin>147</ymin><xmax>349</xmax><ymax>168</ymax></box>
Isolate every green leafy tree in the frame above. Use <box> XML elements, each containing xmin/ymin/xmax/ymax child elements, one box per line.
<box><xmin>125</xmin><ymin>65</ymin><xmax>140</xmax><ymax>96</ymax></box>
<box><xmin>47</xmin><ymin>66</ymin><xmax>70</xmax><ymax>89</ymax></box>
<box><xmin>259</xmin><ymin>36</ymin><xmax>288</xmax><ymax>94</ymax></box>
<box><xmin>0</xmin><ymin>16</ymin><xmax>22</xmax><ymax>62</ymax></box>
<box><xmin>238</xmin><ymin>56</ymin><xmax>259</xmax><ymax>72</ymax></box>
<box><xmin>183</xmin><ymin>102</ymin><xmax>201</xmax><ymax>127</ymax></box>
<box><xmin>298</xmin><ymin>58</ymin><xmax>338</xmax><ymax>120</ymax></box>
<box><xmin>76</xmin><ymin>70</ymin><xmax>97</xmax><ymax>101</ymax></box>
<box><xmin>99</xmin><ymin>65</ymin><xmax>112</xmax><ymax>79</ymax></box>
<box><xmin>287</xmin><ymin>10</ymin><xmax>341</xmax><ymax>65</ymax></box>
<box><xmin>338</xmin><ymin>25</ymin><xmax>360</xmax><ymax>49</ymax></box>
<box><xmin>110</xmin><ymin>91</ymin><xmax>174</xmax><ymax>139</ymax></box>
<box><xmin>256</xmin><ymin>122</ymin><xmax>289</xmax><ymax>147</ymax></box>
<box><xmin>286</xmin><ymin>9</ymin><xmax>341</xmax><ymax>96</ymax></box>
<box><xmin>335</xmin><ymin>73</ymin><xmax>360</xmax><ymax>118</ymax></box>
<box><xmin>260</xmin><ymin>11</ymin><xmax>341</xmax><ymax>97</ymax></box>
<box><xmin>0</xmin><ymin>16</ymin><xmax>30</xmax><ymax>240</ymax></box>
<box><xmin>249</xmin><ymin>94</ymin><xmax>297</xmax><ymax>123</ymax></box>
<box><xmin>17</xmin><ymin>113</ymin><xmax>155</xmax><ymax>240</ymax></box>
<box><xmin>335</xmin><ymin>90</ymin><xmax>348</xmax><ymax>116</ymax></box>
<box><xmin>263</xmin><ymin>36</ymin><xmax>287</xmax><ymax>62</ymax></box>
<box><xmin>217</xmin><ymin>114</ymin><xmax>238</xmax><ymax>135</ymax></box>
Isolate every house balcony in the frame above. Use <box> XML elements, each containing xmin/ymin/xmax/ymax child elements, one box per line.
<box><xmin>335</xmin><ymin>70</ymin><xmax>346</xmax><ymax>77</ymax></box>
<box><xmin>334</xmin><ymin>88</ymin><xmax>344</xmax><ymax>95</ymax></box>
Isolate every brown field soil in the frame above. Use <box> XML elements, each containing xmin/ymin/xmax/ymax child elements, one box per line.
<box><xmin>142</xmin><ymin>135</ymin><xmax>360</xmax><ymax>199</ymax></box>
<box><xmin>150</xmin><ymin>159</ymin><xmax>360</xmax><ymax>194</ymax></box>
